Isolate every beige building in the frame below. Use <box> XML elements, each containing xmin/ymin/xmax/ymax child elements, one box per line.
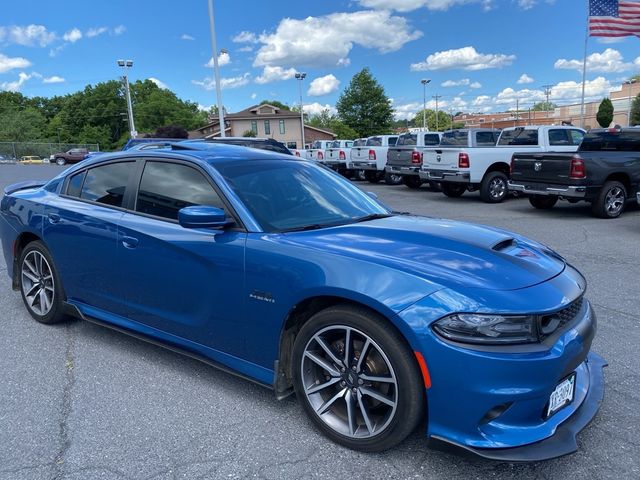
<box><xmin>190</xmin><ymin>104</ymin><xmax>336</xmax><ymax>148</ymax></box>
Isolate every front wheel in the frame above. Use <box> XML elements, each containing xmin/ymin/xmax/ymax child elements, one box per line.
<box><xmin>480</xmin><ymin>171</ymin><xmax>509</xmax><ymax>203</ymax></box>
<box><xmin>529</xmin><ymin>195</ymin><xmax>558</xmax><ymax>210</ymax></box>
<box><xmin>55</xmin><ymin>157</ymin><xmax>66</xmax><ymax>166</ymax></box>
<box><xmin>402</xmin><ymin>176</ymin><xmax>423</xmax><ymax>189</ymax></box>
<box><xmin>441</xmin><ymin>182</ymin><xmax>466</xmax><ymax>198</ymax></box>
<box><xmin>292</xmin><ymin>306</ymin><xmax>425</xmax><ymax>452</ymax></box>
<box><xmin>384</xmin><ymin>172</ymin><xmax>403</xmax><ymax>185</ymax></box>
<box><xmin>592</xmin><ymin>181</ymin><xmax>627</xmax><ymax>218</ymax></box>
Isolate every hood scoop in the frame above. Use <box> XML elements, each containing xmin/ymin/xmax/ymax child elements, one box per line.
<box><xmin>492</xmin><ymin>238</ymin><xmax>516</xmax><ymax>252</ymax></box>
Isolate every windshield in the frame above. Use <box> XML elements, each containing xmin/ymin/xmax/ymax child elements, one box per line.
<box><xmin>215</xmin><ymin>160</ymin><xmax>390</xmax><ymax>232</ymax></box>
<box><xmin>440</xmin><ymin>131</ymin><xmax>469</xmax><ymax>146</ymax></box>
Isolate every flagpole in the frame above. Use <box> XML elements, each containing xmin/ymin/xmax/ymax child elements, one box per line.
<box><xmin>579</xmin><ymin>0</ymin><xmax>590</xmax><ymax>128</ymax></box>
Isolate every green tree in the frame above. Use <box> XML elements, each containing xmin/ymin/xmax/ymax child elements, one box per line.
<box><xmin>410</xmin><ymin>109</ymin><xmax>453</xmax><ymax>131</ymax></box>
<box><xmin>532</xmin><ymin>101</ymin><xmax>557</xmax><ymax>111</ymax></box>
<box><xmin>336</xmin><ymin>68</ymin><xmax>393</xmax><ymax>137</ymax></box>
<box><xmin>76</xmin><ymin>124</ymin><xmax>111</xmax><ymax>147</ymax></box>
<box><xmin>242</xmin><ymin>129</ymin><xmax>257</xmax><ymax>137</ymax></box>
<box><xmin>0</xmin><ymin>108</ymin><xmax>48</xmax><ymax>142</ymax></box>
<box><xmin>328</xmin><ymin>119</ymin><xmax>358</xmax><ymax>139</ymax></box>
<box><xmin>630</xmin><ymin>93</ymin><xmax>640</xmax><ymax>126</ymax></box>
<box><xmin>259</xmin><ymin>99</ymin><xmax>290</xmax><ymax>110</ymax></box>
<box><xmin>596</xmin><ymin>97</ymin><xmax>614</xmax><ymax>128</ymax></box>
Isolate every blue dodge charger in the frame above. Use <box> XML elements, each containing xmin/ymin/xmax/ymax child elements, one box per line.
<box><xmin>0</xmin><ymin>144</ymin><xmax>605</xmax><ymax>460</ymax></box>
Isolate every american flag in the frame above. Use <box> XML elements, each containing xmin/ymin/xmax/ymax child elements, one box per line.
<box><xmin>589</xmin><ymin>0</ymin><xmax>640</xmax><ymax>37</ymax></box>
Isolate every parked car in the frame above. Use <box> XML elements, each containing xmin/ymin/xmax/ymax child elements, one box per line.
<box><xmin>19</xmin><ymin>155</ymin><xmax>44</xmax><ymax>164</ymax></box>
<box><xmin>386</xmin><ymin>131</ymin><xmax>443</xmax><ymax>187</ymax></box>
<box><xmin>0</xmin><ymin>154</ymin><xmax>16</xmax><ymax>163</ymax></box>
<box><xmin>50</xmin><ymin>148</ymin><xmax>89</xmax><ymax>166</ymax></box>
<box><xmin>305</xmin><ymin>140</ymin><xmax>334</xmax><ymax>161</ymax></box>
<box><xmin>291</xmin><ymin>148</ymin><xmax>309</xmax><ymax>159</ymax></box>
<box><xmin>422</xmin><ymin>126</ymin><xmax>585</xmax><ymax>203</ymax></box>
<box><xmin>0</xmin><ymin>145</ymin><xmax>605</xmax><ymax>459</ymax></box>
<box><xmin>322</xmin><ymin>140</ymin><xmax>355</xmax><ymax>175</ymax></box>
<box><xmin>122</xmin><ymin>137</ymin><xmax>179</xmax><ymax>150</ymax></box>
<box><xmin>350</xmin><ymin>135</ymin><xmax>399</xmax><ymax>183</ymax></box>
<box><xmin>344</xmin><ymin>138</ymin><xmax>368</xmax><ymax>180</ymax></box>
<box><xmin>510</xmin><ymin>127</ymin><xmax>640</xmax><ymax>218</ymax></box>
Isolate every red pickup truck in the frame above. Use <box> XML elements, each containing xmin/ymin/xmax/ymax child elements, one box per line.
<box><xmin>50</xmin><ymin>148</ymin><xmax>89</xmax><ymax>166</ymax></box>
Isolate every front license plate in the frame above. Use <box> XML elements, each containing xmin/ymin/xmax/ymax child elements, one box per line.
<box><xmin>546</xmin><ymin>373</ymin><xmax>576</xmax><ymax>418</ymax></box>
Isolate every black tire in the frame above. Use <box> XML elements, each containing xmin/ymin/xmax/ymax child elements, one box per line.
<box><xmin>529</xmin><ymin>195</ymin><xmax>558</xmax><ymax>210</ymax></box>
<box><xmin>480</xmin><ymin>171</ymin><xmax>509</xmax><ymax>203</ymax></box>
<box><xmin>402</xmin><ymin>176</ymin><xmax>423</xmax><ymax>189</ymax></box>
<box><xmin>427</xmin><ymin>181</ymin><xmax>442</xmax><ymax>192</ymax></box>
<box><xmin>55</xmin><ymin>157</ymin><xmax>66</xmax><ymax>166</ymax></box>
<box><xmin>365</xmin><ymin>171</ymin><xmax>381</xmax><ymax>184</ymax></box>
<box><xmin>292</xmin><ymin>305</ymin><xmax>425</xmax><ymax>452</ymax></box>
<box><xmin>354</xmin><ymin>170</ymin><xmax>366</xmax><ymax>182</ymax></box>
<box><xmin>441</xmin><ymin>182</ymin><xmax>466</xmax><ymax>198</ymax></box>
<box><xmin>384</xmin><ymin>172</ymin><xmax>403</xmax><ymax>185</ymax></box>
<box><xmin>592</xmin><ymin>181</ymin><xmax>627</xmax><ymax>219</ymax></box>
<box><xmin>18</xmin><ymin>241</ymin><xmax>67</xmax><ymax>324</ymax></box>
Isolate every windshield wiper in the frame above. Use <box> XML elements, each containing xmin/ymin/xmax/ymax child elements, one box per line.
<box><xmin>280</xmin><ymin>224</ymin><xmax>326</xmax><ymax>232</ymax></box>
<box><xmin>352</xmin><ymin>213</ymin><xmax>394</xmax><ymax>223</ymax></box>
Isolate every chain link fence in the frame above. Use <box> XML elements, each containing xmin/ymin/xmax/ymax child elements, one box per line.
<box><xmin>0</xmin><ymin>142</ymin><xmax>100</xmax><ymax>163</ymax></box>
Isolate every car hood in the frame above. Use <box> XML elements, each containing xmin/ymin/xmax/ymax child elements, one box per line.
<box><xmin>280</xmin><ymin>215</ymin><xmax>565</xmax><ymax>291</ymax></box>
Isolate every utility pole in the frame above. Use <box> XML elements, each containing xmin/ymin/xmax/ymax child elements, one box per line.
<box><xmin>295</xmin><ymin>72</ymin><xmax>307</xmax><ymax>148</ymax></box>
<box><xmin>432</xmin><ymin>94</ymin><xmax>442</xmax><ymax>131</ymax></box>
<box><xmin>421</xmin><ymin>79</ymin><xmax>431</xmax><ymax>130</ymax></box>
<box><xmin>207</xmin><ymin>0</ymin><xmax>226</xmax><ymax>137</ymax></box>
<box><xmin>542</xmin><ymin>84</ymin><xmax>553</xmax><ymax>119</ymax></box>
<box><xmin>515</xmin><ymin>98</ymin><xmax>519</xmax><ymax>127</ymax></box>
<box><xmin>117</xmin><ymin>60</ymin><xmax>137</xmax><ymax>138</ymax></box>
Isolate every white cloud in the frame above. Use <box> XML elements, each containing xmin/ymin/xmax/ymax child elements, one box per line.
<box><xmin>441</xmin><ymin>78</ymin><xmax>481</xmax><ymax>88</ymax></box>
<box><xmin>86</xmin><ymin>27</ymin><xmax>108</xmax><ymax>38</ymax></box>
<box><xmin>233</xmin><ymin>31</ymin><xmax>258</xmax><ymax>43</ymax></box>
<box><xmin>63</xmin><ymin>28</ymin><xmax>82</xmax><ymax>43</ymax></box>
<box><xmin>0</xmin><ymin>24</ymin><xmax>57</xmax><ymax>46</ymax></box>
<box><xmin>251</xmin><ymin>93</ymin><xmax>257</xmax><ymax>99</ymax></box>
<box><xmin>205</xmin><ymin>51</ymin><xmax>231</xmax><ymax>68</ymax></box>
<box><xmin>303</xmin><ymin>102</ymin><xmax>337</xmax><ymax>116</ymax></box>
<box><xmin>517</xmin><ymin>73</ymin><xmax>534</xmax><ymax>84</ymax></box>
<box><xmin>253</xmin><ymin>10</ymin><xmax>422</xmax><ymax>69</ymax></box>
<box><xmin>255</xmin><ymin>65</ymin><xmax>298</xmax><ymax>84</ymax></box>
<box><xmin>42</xmin><ymin>75</ymin><xmax>65</xmax><ymax>84</ymax></box>
<box><xmin>148</xmin><ymin>77</ymin><xmax>169</xmax><ymax>89</ymax></box>
<box><xmin>518</xmin><ymin>0</ymin><xmax>536</xmax><ymax>9</ymax></box>
<box><xmin>180</xmin><ymin>33</ymin><xmax>195</xmax><ymax>41</ymax></box>
<box><xmin>470</xmin><ymin>81</ymin><xmax>482</xmax><ymax>88</ymax></box>
<box><xmin>411</xmin><ymin>46</ymin><xmax>515</xmax><ymax>71</ymax></box>
<box><xmin>113</xmin><ymin>25</ymin><xmax>126</xmax><ymax>36</ymax></box>
<box><xmin>357</xmin><ymin>0</ymin><xmax>490</xmax><ymax>12</ymax></box>
<box><xmin>495</xmin><ymin>87</ymin><xmax>545</xmax><ymax>105</ymax></box>
<box><xmin>597</xmin><ymin>37</ymin><xmax>626</xmax><ymax>44</ymax></box>
<box><xmin>307</xmin><ymin>74</ymin><xmax>340</xmax><ymax>96</ymax></box>
<box><xmin>555</xmin><ymin>49</ymin><xmax>634</xmax><ymax>73</ymax></box>
<box><xmin>238</xmin><ymin>45</ymin><xmax>253</xmax><ymax>53</ymax></box>
<box><xmin>393</xmin><ymin>101</ymin><xmax>422</xmax><ymax>120</ymax></box>
<box><xmin>49</xmin><ymin>45</ymin><xmax>64</xmax><ymax>57</ymax></box>
<box><xmin>337</xmin><ymin>57</ymin><xmax>351</xmax><ymax>67</ymax></box>
<box><xmin>635</xmin><ymin>57</ymin><xmax>640</xmax><ymax>67</ymax></box>
<box><xmin>0</xmin><ymin>72</ymin><xmax>32</xmax><ymax>92</ymax></box>
<box><xmin>550</xmin><ymin>76</ymin><xmax>611</xmax><ymax>102</ymax></box>
<box><xmin>192</xmin><ymin>73</ymin><xmax>251</xmax><ymax>90</ymax></box>
<box><xmin>0</xmin><ymin>53</ymin><xmax>31</xmax><ymax>73</ymax></box>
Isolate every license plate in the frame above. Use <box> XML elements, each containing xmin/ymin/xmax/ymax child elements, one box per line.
<box><xmin>546</xmin><ymin>373</ymin><xmax>576</xmax><ymax>418</ymax></box>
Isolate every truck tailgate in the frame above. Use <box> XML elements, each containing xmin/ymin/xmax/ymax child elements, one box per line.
<box><xmin>423</xmin><ymin>148</ymin><xmax>461</xmax><ymax>170</ymax></box>
<box><xmin>351</xmin><ymin>147</ymin><xmax>369</xmax><ymax>162</ymax></box>
<box><xmin>511</xmin><ymin>153</ymin><xmax>574</xmax><ymax>183</ymax></box>
<box><xmin>387</xmin><ymin>147</ymin><xmax>415</xmax><ymax>167</ymax></box>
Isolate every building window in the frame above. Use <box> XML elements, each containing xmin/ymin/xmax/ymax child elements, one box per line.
<box><xmin>251</xmin><ymin>121</ymin><xmax>257</xmax><ymax>135</ymax></box>
<box><xmin>264</xmin><ymin>120</ymin><xmax>271</xmax><ymax>135</ymax></box>
<box><xmin>279</xmin><ymin>120</ymin><xmax>285</xmax><ymax>134</ymax></box>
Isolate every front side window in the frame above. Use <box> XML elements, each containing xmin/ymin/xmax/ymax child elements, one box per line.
<box><xmin>136</xmin><ymin>161</ymin><xmax>224</xmax><ymax>221</ymax></box>
<box><xmin>279</xmin><ymin>120</ymin><xmax>285</xmax><ymax>134</ymax></box>
<box><xmin>264</xmin><ymin>120</ymin><xmax>271</xmax><ymax>135</ymax></box>
<box><xmin>80</xmin><ymin>162</ymin><xmax>133</xmax><ymax>207</ymax></box>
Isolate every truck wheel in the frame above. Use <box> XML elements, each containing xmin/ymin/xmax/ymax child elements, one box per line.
<box><xmin>55</xmin><ymin>157</ymin><xmax>66</xmax><ymax>166</ymax></box>
<box><xmin>592</xmin><ymin>181</ymin><xmax>627</xmax><ymax>219</ymax></box>
<box><xmin>428</xmin><ymin>181</ymin><xmax>442</xmax><ymax>192</ymax></box>
<box><xmin>480</xmin><ymin>172</ymin><xmax>509</xmax><ymax>203</ymax></box>
<box><xmin>385</xmin><ymin>173</ymin><xmax>403</xmax><ymax>185</ymax></box>
<box><xmin>529</xmin><ymin>195</ymin><xmax>558</xmax><ymax>210</ymax></box>
<box><xmin>442</xmin><ymin>183</ymin><xmax>466</xmax><ymax>198</ymax></box>
<box><xmin>354</xmin><ymin>170</ymin><xmax>366</xmax><ymax>182</ymax></box>
<box><xmin>402</xmin><ymin>176</ymin><xmax>423</xmax><ymax>189</ymax></box>
<box><xmin>365</xmin><ymin>171</ymin><xmax>381</xmax><ymax>184</ymax></box>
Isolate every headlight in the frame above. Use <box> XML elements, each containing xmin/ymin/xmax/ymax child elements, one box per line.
<box><xmin>432</xmin><ymin>313</ymin><xmax>537</xmax><ymax>345</ymax></box>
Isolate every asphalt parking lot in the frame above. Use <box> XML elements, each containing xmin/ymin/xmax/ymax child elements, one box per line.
<box><xmin>0</xmin><ymin>164</ymin><xmax>639</xmax><ymax>480</ymax></box>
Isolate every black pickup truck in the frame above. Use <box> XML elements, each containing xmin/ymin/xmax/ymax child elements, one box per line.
<box><xmin>509</xmin><ymin>128</ymin><xmax>640</xmax><ymax>218</ymax></box>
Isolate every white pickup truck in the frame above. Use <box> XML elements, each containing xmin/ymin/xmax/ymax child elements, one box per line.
<box><xmin>421</xmin><ymin>125</ymin><xmax>586</xmax><ymax>203</ymax></box>
<box><xmin>322</xmin><ymin>139</ymin><xmax>355</xmax><ymax>175</ymax></box>
<box><xmin>349</xmin><ymin>135</ymin><xmax>399</xmax><ymax>183</ymax></box>
<box><xmin>305</xmin><ymin>140</ymin><xmax>334</xmax><ymax>162</ymax></box>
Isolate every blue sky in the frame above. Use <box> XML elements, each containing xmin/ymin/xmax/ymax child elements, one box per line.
<box><xmin>1</xmin><ymin>0</ymin><xmax>639</xmax><ymax>119</ymax></box>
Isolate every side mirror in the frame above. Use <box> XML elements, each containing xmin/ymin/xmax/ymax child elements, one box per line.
<box><xmin>178</xmin><ymin>206</ymin><xmax>228</xmax><ymax>229</ymax></box>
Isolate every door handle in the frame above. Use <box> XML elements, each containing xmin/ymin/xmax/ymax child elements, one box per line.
<box><xmin>121</xmin><ymin>236</ymin><xmax>139</xmax><ymax>249</ymax></box>
<box><xmin>48</xmin><ymin>213</ymin><xmax>61</xmax><ymax>224</ymax></box>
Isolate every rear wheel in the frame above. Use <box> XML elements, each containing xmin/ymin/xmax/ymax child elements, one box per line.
<box><xmin>402</xmin><ymin>176</ymin><xmax>423</xmax><ymax>189</ymax></box>
<box><xmin>354</xmin><ymin>170</ymin><xmax>366</xmax><ymax>181</ymax></box>
<box><xmin>55</xmin><ymin>157</ymin><xmax>66</xmax><ymax>166</ymax></box>
<box><xmin>18</xmin><ymin>241</ymin><xmax>67</xmax><ymax>324</ymax></box>
<box><xmin>442</xmin><ymin>182</ymin><xmax>466</xmax><ymax>198</ymax></box>
<box><xmin>529</xmin><ymin>195</ymin><xmax>558</xmax><ymax>210</ymax></box>
<box><xmin>384</xmin><ymin>172</ymin><xmax>403</xmax><ymax>185</ymax></box>
<box><xmin>292</xmin><ymin>305</ymin><xmax>425</xmax><ymax>452</ymax></box>
<box><xmin>592</xmin><ymin>181</ymin><xmax>627</xmax><ymax>218</ymax></box>
<box><xmin>427</xmin><ymin>181</ymin><xmax>442</xmax><ymax>192</ymax></box>
<box><xmin>480</xmin><ymin>171</ymin><xmax>509</xmax><ymax>203</ymax></box>
<box><xmin>365</xmin><ymin>171</ymin><xmax>382</xmax><ymax>183</ymax></box>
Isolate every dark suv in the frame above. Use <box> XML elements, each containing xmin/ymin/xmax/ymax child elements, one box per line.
<box><xmin>51</xmin><ymin>148</ymin><xmax>89</xmax><ymax>166</ymax></box>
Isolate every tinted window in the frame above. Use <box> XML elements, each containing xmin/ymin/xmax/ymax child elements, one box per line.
<box><xmin>424</xmin><ymin>134</ymin><xmax>441</xmax><ymax>146</ymax></box>
<box><xmin>440</xmin><ymin>130</ymin><xmax>469</xmax><ymax>146</ymax></box>
<box><xmin>569</xmin><ymin>130</ymin><xmax>584</xmax><ymax>145</ymax></box>
<box><xmin>476</xmin><ymin>131</ymin><xmax>497</xmax><ymax>146</ymax></box>
<box><xmin>366</xmin><ymin>137</ymin><xmax>382</xmax><ymax>146</ymax></box>
<box><xmin>388</xmin><ymin>137</ymin><xmax>398</xmax><ymax>146</ymax></box>
<box><xmin>397</xmin><ymin>134</ymin><xmax>417</xmax><ymax>146</ymax></box>
<box><xmin>549</xmin><ymin>129</ymin><xmax>570</xmax><ymax>146</ymax></box>
<box><xmin>136</xmin><ymin>162</ymin><xmax>224</xmax><ymax>220</ymax></box>
<box><xmin>66</xmin><ymin>171</ymin><xmax>86</xmax><ymax>197</ymax></box>
<box><xmin>345</xmin><ymin>141</ymin><xmax>354</xmax><ymax>148</ymax></box>
<box><xmin>80</xmin><ymin>162</ymin><xmax>132</xmax><ymax>207</ymax></box>
<box><xmin>579</xmin><ymin>130</ymin><xmax>640</xmax><ymax>151</ymax></box>
<box><xmin>498</xmin><ymin>129</ymin><xmax>539</xmax><ymax>146</ymax></box>
<box><xmin>353</xmin><ymin>139</ymin><xmax>366</xmax><ymax>147</ymax></box>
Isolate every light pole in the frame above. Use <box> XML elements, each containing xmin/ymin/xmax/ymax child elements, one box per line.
<box><xmin>625</xmin><ymin>78</ymin><xmax>637</xmax><ymax>127</ymax></box>
<box><xmin>207</xmin><ymin>0</ymin><xmax>226</xmax><ymax>137</ymax></box>
<box><xmin>117</xmin><ymin>59</ymin><xmax>137</xmax><ymax>138</ymax></box>
<box><xmin>295</xmin><ymin>72</ymin><xmax>307</xmax><ymax>148</ymax></box>
<box><xmin>433</xmin><ymin>94</ymin><xmax>442</xmax><ymax>131</ymax></box>
<box><xmin>421</xmin><ymin>79</ymin><xmax>431</xmax><ymax>130</ymax></box>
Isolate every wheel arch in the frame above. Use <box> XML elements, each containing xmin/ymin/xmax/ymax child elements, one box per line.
<box><xmin>604</xmin><ymin>172</ymin><xmax>631</xmax><ymax>192</ymax></box>
<box><xmin>11</xmin><ymin>231</ymin><xmax>42</xmax><ymax>289</ymax></box>
<box><xmin>485</xmin><ymin>162</ymin><xmax>511</xmax><ymax>178</ymax></box>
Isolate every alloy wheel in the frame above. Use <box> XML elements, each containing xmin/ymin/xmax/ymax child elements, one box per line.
<box><xmin>300</xmin><ymin>325</ymin><xmax>398</xmax><ymax>439</ymax></box>
<box><xmin>605</xmin><ymin>187</ymin><xmax>624</xmax><ymax>216</ymax></box>
<box><xmin>489</xmin><ymin>177</ymin><xmax>506</xmax><ymax>199</ymax></box>
<box><xmin>21</xmin><ymin>250</ymin><xmax>55</xmax><ymax>316</ymax></box>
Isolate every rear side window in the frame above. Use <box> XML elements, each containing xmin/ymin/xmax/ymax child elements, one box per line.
<box><xmin>397</xmin><ymin>134</ymin><xmax>417</xmax><ymax>146</ymax></box>
<box><xmin>80</xmin><ymin>162</ymin><xmax>132</xmax><ymax>207</ymax></box>
<box><xmin>498</xmin><ymin>129</ymin><xmax>539</xmax><ymax>146</ymax></box>
<box><xmin>66</xmin><ymin>171</ymin><xmax>86</xmax><ymax>197</ymax></box>
<box><xmin>424</xmin><ymin>134</ymin><xmax>441</xmax><ymax>146</ymax></box>
<box><xmin>475</xmin><ymin>131</ymin><xmax>497</xmax><ymax>146</ymax></box>
<box><xmin>136</xmin><ymin>161</ymin><xmax>224</xmax><ymax>220</ymax></box>
<box><xmin>580</xmin><ymin>130</ymin><xmax>640</xmax><ymax>151</ymax></box>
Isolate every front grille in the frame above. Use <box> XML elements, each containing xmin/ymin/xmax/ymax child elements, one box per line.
<box><xmin>539</xmin><ymin>297</ymin><xmax>584</xmax><ymax>338</ymax></box>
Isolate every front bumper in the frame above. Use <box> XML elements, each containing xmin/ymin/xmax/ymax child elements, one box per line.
<box><xmin>509</xmin><ymin>182</ymin><xmax>587</xmax><ymax>199</ymax></box>
<box><xmin>387</xmin><ymin>165</ymin><xmax>420</xmax><ymax>176</ymax></box>
<box><xmin>420</xmin><ymin>169</ymin><xmax>470</xmax><ymax>183</ymax></box>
